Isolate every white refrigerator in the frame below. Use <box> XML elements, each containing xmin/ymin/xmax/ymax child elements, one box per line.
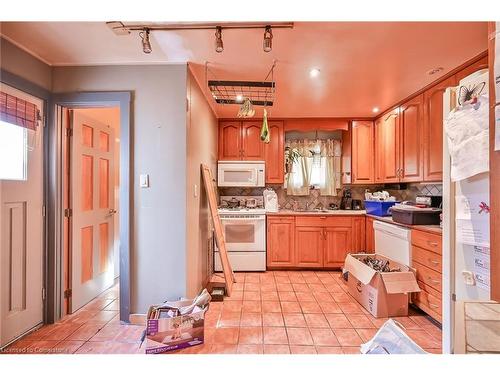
<box><xmin>442</xmin><ymin>69</ymin><xmax>490</xmax><ymax>353</ymax></box>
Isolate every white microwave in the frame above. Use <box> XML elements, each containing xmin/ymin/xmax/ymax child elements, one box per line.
<box><xmin>217</xmin><ymin>161</ymin><xmax>265</xmax><ymax>187</ymax></box>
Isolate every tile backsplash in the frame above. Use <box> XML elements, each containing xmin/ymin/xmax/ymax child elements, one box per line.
<box><xmin>218</xmin><ymin>183</ymin><xmax>442</xmax><ymax>210</ymax></box>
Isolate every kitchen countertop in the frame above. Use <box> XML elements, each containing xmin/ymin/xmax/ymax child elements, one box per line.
<box><xmin>267</xmin><ymin>209</ymin><xmax>366</xmax><ymax>216</ymax></box>
<box><xmin>366</xmin><ymin>214</ymin><xmax>442</xmax><ymax>235</ymax></box>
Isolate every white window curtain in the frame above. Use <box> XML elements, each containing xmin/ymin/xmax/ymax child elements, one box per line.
<box><xmin>285</xmin><ymin>139</ymin><xmax>342</xmax><ymax>196</ymax></box>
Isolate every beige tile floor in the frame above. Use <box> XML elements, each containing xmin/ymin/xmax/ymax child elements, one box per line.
<box><xmin>1</xmin><ymin>271</ymin><xmax>442</xmax><ymax>354</ymax></box>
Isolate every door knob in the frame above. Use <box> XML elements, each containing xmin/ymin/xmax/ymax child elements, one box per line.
<box><xmin>108</xmin><ymin>209</ymin><xmax>117</xmax><ymax>215</ymax></box>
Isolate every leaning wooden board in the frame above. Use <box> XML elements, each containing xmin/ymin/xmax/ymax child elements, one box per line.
<box><xmin>201</xmin><ymin>164</ymin><xmax>235</xmax><ymax>296</ymax></box>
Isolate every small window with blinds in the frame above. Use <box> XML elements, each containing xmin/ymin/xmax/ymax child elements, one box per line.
<box><xmin>0</xmin><ymin>91</ymin><xmax>39</xmax><ymax>180</ymax></box>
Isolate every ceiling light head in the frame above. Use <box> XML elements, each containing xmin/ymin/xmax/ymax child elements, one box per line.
<box><xmin>236</xmin><ymin>94</ymin><xmax>243</xmax><ymax>102</ymax></box>
<box><xmin>140</xmin><ymin>28</ymin><xmax>152</xmax><ymax>54</ymax></box>
<box><xmin>372</xmin><ymin>107</ymin><xmax>380</xmax><ymax>113</ymax></box>
<box><xmin>263</xmin><ymin>25</ymin><xmax>273</xmax><ymax>53</ymax></box>
<box><xmin>215</xmin><ymin>26</ymin><xmax>224</xmax><ymax>53</ymax></box>
<box><xmin>309</xmin><ymin>68</ymin><xmax>320</xmax><ymax>78</ymax></box>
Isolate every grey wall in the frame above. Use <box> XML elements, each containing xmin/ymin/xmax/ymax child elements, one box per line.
<box><xmin>52</xmin><ymin>64</ymin><xmax>189</xmax><ymax>313</ymax></box>
<box><xmin>185</xmin><ymin>67</ymin><xmax>218</xmax><ymax>298</ymax></box>
<box><xmin>0</xmin><ymin>38</ymin><xmax>52</xmax><ymax>91</ymax></box>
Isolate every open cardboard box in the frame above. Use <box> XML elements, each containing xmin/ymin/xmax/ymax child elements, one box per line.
<box><xmin>343</xmin><ymin>254</ymin><xmax>420</xmax><ymax>318</ymax></box>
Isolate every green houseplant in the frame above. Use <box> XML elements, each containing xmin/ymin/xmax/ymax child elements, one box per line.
<box><xmin>285</xmin><ymin>146</ymin><xmax>300</xmax><ymax>174</ymax></box>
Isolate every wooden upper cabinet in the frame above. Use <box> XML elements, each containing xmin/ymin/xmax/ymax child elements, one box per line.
<box><xmin>267</xmin><ymin>216</ymin><xmax>295</xmax><ymax>267</ymax></box>
<box><xmin>351</xmin><ymin>121</ymin><xmax>374</xmax><ymax>184</ymax></box>
<box><xmin>324</xmin><ymin>227</ymin><xmax>352</xmax><ymax>267</ymax></box>
<box><xmin>241</xmin><ymin>122</ymin><xmax>264</xmax><ymax>160</ymax></box>
<box><xmin>382</xmin><ymin>109</ymin><xmax>400</xmax><ymax>182</ymax></box>
<box><xmin>374</xmin><ymin>117</ymin><xmax>385</xmax><ymax>183</ymax></box>
<box><xmin>218</xmin><ymin>122</ymin><xmax>241</xmax><ymax>160</ymax></box>
<box><xmin>455</xmin><ymin>55</ymin><xmax>488</xmax><ymax>83</ymax></box>
<box><xmin>295</xmin><ymin>227</ymin><xmax>323</xmax><ymax>268</ymax></box>
<box><xmin>423</xmin><ymin>75</ymin><xmax>457</xmax><ymax>182</ymax></box>
<box><xmin>399</xmin><ymin>94</ymin><xmax>424</xmax><ymax>182</ymax></box>
<box><xmin>264</xmin><ymin>121</ymin><xmax>285</xmax><ymax>183</ymax></box>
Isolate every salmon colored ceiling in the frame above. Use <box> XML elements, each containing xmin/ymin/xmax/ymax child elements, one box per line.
<box><xmin>0</xmin><ymin>22</ymin><xmax>488</xmax><ymax>118</ymax></box>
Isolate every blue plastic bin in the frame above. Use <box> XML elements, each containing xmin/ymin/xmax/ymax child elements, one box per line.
<box><xmin>364</xmin><ymin>200</ymin><xmax>399</xmax><ymax>217</ymax></box>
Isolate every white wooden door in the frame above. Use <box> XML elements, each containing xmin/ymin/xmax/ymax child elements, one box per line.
<box><xmin>70</xmin><ymin>111</ymin><xmax>115</xmax><ymax>313</ymax></box>
<box><xmin>0</xmin><ymin>84</ymin><xmax>44</xmax><ymax>347</ymax></box>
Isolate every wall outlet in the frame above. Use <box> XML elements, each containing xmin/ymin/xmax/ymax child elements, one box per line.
<box><xmin>140</xmin><ymin>174</ymin><xmax>149</xmax><ymax>188</ymax></box>
<box><xmin>194</xmin><ymin>184</ymin><xmax>198</xmax><ymax>197</ymax></box>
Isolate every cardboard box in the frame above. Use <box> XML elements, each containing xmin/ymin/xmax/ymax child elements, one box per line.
<box><xmin>145</xmin><ymin>299</ymin><xmax>207</xmax><ymax>354</ymax></box>
<box><xmin>343</xmin><ymin>254</ymin><xmax>420</xmax><ymax>318</ymax></box>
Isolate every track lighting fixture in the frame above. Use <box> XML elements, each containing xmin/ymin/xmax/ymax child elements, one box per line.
<box><xmin>140</xmin><ymin>28</ymin><xmax>152</xmax><ymax>54</ymax></box>
<box><xmin>215</xmin><ymin>26</ymin><xmax>224</xmax><ymax>53</ymax></box>
<box><xmin>263</xmin><ymin>25</ymin><xmax>273</xmax><ymax>52</ymax></box>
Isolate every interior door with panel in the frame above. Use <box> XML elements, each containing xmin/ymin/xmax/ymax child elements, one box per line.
<box><xmin>70</xmin><ymin>111</ymin><xmax>115</xmax><ymax>313</ymax></box>
<box><xmin>241</xmin><ymin>122</ymin><xmax>264</xmax><ymax>160</ymax></box>
<box><xmin>218</xmin><ymin>122</ymin><xmax>241</xmax><ymax>160</ymax></box>
<box><xmin>351</xmin><ymin>121</ymin><xmax>374</xmax><ymax>184</ymax></box>
<box><xmin>295</xmin><ymin>227</ymin><xmax>323</xmax><ymax>268</ymax></box>
<box><xmin>324</xmin><ymin>227</ymin><xmax>352</xmax><ymax>267</ymax></box>
<box><xmin>0</xmin><ymin>85</ymin><xmax>44</xmax><ymax>347</ymax></box>
<box><xmin>423</xmin><ymin>76</ymin><xmax>456</xmax><ymax>181</ymax></box>
<box><xmin>382</xmin><ymin>110</ymin><xmax>400</xmax><ymax>182</ymax></box>
<box><xmin>264</xmin><ymin>121</ymin><xmax>284</xmax><ymax>183</ymax></box>
<box><xmin>399</xmin><ymin>94</ymin><xmax>424</xmax><ymax>182</ymax></box>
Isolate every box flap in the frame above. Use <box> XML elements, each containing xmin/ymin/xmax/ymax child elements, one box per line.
<box><xmin>344</xmin><ymin>254</ymin><xmax>377</xmax><ymax>285</ymax></box>
<box><xmin>380</xmin><ymin>272</ymin><xmax>421</xmax><ymax>294</ymax></box>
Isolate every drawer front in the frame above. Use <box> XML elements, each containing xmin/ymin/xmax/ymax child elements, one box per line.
<box><xmin>414</xmin><ymin>281</ymin><xmax>442</xmax><ymax>316</ymax></box>
<box><xmin>413</xmin><ymin>260</ymin><xmax>442</xmax><ymax>293</ymax></box>
<box><xmin>295</xmin><ymin>216</ymin><xmax>352</xmax><ymax>227</ymax></box>
<box><xmin>412</xmin><ymin>246</ymin><xmax>442</xmax><ymax>273</ymax></box>
<box><xmin>267</xmin><ymin>216</ymin><xmax>295</xmax><ymax>224</ymax></box>
<box><xmin>411</xmin><ymin>229</ymin><xmax>442</xmax><ymax>254</ymax></box>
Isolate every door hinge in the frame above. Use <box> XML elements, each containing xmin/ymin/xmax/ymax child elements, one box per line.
<box><xmin>66</xmin><ymin>128</ymin><xmax>73</xmax><ymax>137</ymax></box>
<box><xmin>42</xmin><ymin>288</ymin><xmax>46</xmax><ymax>300</ymax></box>
<box><xmin>64</xmin><ymin>289</ymin><xmax>72</xmax><ymax>299</ymax></box>
<box><xmin>64</xmin><ymin>208</ymin><xmax>72</xmax><ymax>218</ymax></box>
<box><xmin>452</xmin><ymin>293</ymin><xmax>457</xmax><ymax>302</ymax></box>
<box><xmin>42</xmin><ymin>205</ymin><xmax>46</xmax><ymax>217</ymax></box>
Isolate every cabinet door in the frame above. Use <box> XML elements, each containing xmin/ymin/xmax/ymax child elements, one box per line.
<box><xmin>219</xmin><ymin>122</ymin><xmax>241</xmax><ymax>160</ymax></box>
<box><xmin>241</xmin><ymin>122</ymin><xmax>264</xmax><ymax>160</ymax></box>
<box><xmin>295</xmin><ymin>227</ymin><xmax>323</xmax><ymax>268</ymax></box>
<box><xmin>382</xmin><ymin>109</ymin><xmax>400</xmax><ymax>182</ymax></box>
<box><xmin>267</xmin><ymin>217</ymin><xmax>295</xmax><ymax>267</ymax></box>
<box><xmin>399</xmin><ymin>94</ymin><xmax>424</xmax><ymax>182</ymax></box>
<box><xmin>365</xmin><ymin>217</ymin><xmax>375</xmax><ymax>253</ymax></box>
<box><xmin>264</xmin><ymin>121</ymin><xmax>284</xmax><ymax>183</ymax></box>
<box><xmin>374</xmin><ymin>117</ymin><xmax>385</xmax><ymax>183</ymax></box>
<box><xmin>423</xmin><ymin>76</ymin><xmax>456</xmax><ymax>181</ymax></box>
<box><xmin>324</xmin><ymin>227</ymin><xmax>352</xmax><ymax>267</ymax></box>
<box><xmin>351</xmin><ymin>216</ymin><xmax>366</xmax><ymax>252</ymax></box>
<box><xmin>351</xmin><ymin>121</ymin><xmax>374</xmax><ymax>184</ymax></box>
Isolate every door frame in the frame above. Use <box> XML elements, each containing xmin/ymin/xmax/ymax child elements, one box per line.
<box><xmin>48</xmin><ymin>92</ymin><xmax>132</xmax><ymax>323</ymax></box>
<box><xmin>0</xmin><ymin>69</ymin><xmax>50</xmax><ymax>344</ymax></box>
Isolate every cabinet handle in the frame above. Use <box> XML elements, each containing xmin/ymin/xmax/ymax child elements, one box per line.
<box><xmin>427</xmin><ymin>241</ymin><xmax>439</xmax><ymax>247</ymax></box>
<box><xmin>429</xmin><ymin>303</ymin><xmax>440</xmax><ymax>309</ymax></box>
<box><xmin>428</xmin><ymin>278</ymin><xmax>440</xmax><ymax>285</ymax></box>
<box><xmin>429</xmin><ymin>259</ymin><xmax>440</xmax><ymax>265</ymax></box>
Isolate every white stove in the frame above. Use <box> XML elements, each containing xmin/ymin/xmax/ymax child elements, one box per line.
<box><xmin>214</xmin><ymin>196</ymin><xmax>267</xmax><ymax>272</ymax></box>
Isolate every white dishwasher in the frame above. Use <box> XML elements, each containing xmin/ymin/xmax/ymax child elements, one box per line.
<box><xmin>373</xmin><ymin>220</ymin><xmax>412</xmax><ymax>266</ymax></box>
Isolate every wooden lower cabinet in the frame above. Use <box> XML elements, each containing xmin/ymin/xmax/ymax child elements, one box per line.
<box><xmin>365</xmin><ymin>216</ymin><xmax>375</xmax><ymax>253</ymax></box>
<box><xmin>324</xmin><ymin>227</ymin><xmax>352</xmax><ymax>267</ymax></box>
<box><xmin>267</xmin><ymin>215</ymin><xmax>366</xmax><ymax>269</ymax></box>
<box><xmin>295</xmin><ymin>227</ymin><xmax>324</xmax><ymax>268</ymax></box>
<box><xmin>411</xmin><ymin>229</ymin><xmax>443</xmax><ymax>322</ymax></box>
<box><xmin>267</xmin><ymin>217</ymin><xmax>295</xmax><ymax>267</ymax></box>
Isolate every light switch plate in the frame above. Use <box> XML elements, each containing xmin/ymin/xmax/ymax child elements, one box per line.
<box><xmin>462</xmin><ymin>270</ymin><xmax>476</xmax><ymax>286</ymax></box>
<box><xmin>194</xmin><ymin>184</ymin><xmax>198</xmax><ymax>197</ymax></box>
<box><xmin>140</xmin><ymin>174</ymin><xmax>149</xmax><ymax>188</ymax></box>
